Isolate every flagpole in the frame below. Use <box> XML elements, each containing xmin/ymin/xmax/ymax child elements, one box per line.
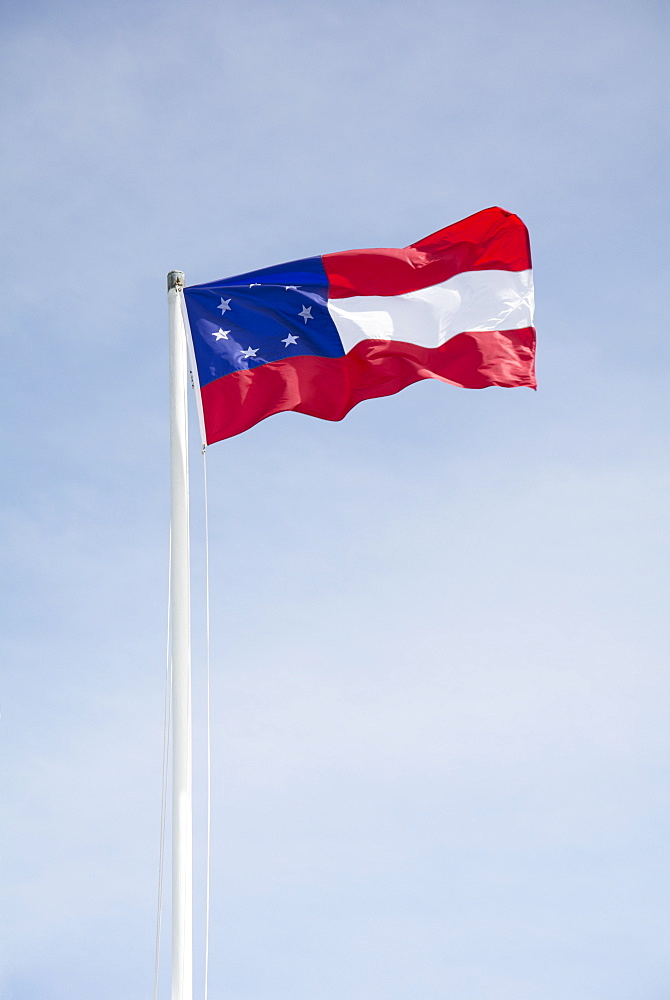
<box><xmin>168</xmin><ymin>270</ymin><xmax>193</xmax><ymax>1000</ymax></box>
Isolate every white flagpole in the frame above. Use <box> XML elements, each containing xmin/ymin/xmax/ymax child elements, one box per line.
<box><xmin>167</xmin><ymin>270</ymin><xmax>193</xmax><ymax>1000</ymax></box>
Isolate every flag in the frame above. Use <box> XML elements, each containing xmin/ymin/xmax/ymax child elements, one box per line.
<box><xmin>183</xmin><ymin>207</ymin><xmax>536</xmax><ymax>445</ymax></box>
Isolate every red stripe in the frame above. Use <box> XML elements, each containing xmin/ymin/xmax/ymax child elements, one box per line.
<box><xmin>323</xmin><ymin>207</ymin><xmax>531</xmax><ymax>299</ymax></box>
<box><xmin>201</xmin><ymin>327</ymin><xmax>536</xmax><ymax>443</ymax></box>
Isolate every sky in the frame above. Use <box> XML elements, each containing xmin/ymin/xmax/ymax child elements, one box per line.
<box><xmin>1</xmin><ymin>0</ymin><xmax>668</xmax><ymax>997</ymax></box>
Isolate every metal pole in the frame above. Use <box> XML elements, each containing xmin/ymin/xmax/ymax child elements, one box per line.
<box><xmin>168</xmin><ymin>270</ymin><xmax>193</xmax><ymax>1000</ymax></box>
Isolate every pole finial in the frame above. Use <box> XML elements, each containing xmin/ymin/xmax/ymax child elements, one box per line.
<box><xmin>168</xmin><ymin>270</ymin><xmax>185</xmax><ymax>291</ymax></box>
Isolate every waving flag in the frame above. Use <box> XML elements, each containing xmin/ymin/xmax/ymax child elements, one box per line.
<box><xmin>183</xmin><ymin>207</ymin><xmax>536</xmax><ymax>444</ymax></box>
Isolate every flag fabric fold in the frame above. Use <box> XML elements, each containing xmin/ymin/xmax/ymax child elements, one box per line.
<box><xmin>183</xmin><ymin>207</ymin><xmax>536</xmax><ymax>444</ymax></box>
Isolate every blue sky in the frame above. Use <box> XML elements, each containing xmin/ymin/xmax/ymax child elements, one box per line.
<box><xmin>1</xmin><ymin>1</ymin><xmax>668</xmax><ymax>997</ymax></box>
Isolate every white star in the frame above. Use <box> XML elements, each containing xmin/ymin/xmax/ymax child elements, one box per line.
<box><xmin>212</xmin><ymin>328</ymin><xmax>230</xmax><ymax>341</ymax></box>
<box><xmin>285</xmin><ymin>285</ymin><xmax>300</xmax><ymax>291</ymax></box>
<box><xmin>282</xmin><ymin>333</ymin><xmax>299</xmax><ymax>347</ymax></box>
<box><xmin>218</xmin><ymin>297</ymin><xmax>231</xmax><ymax>314</ymax></box>
<box><xmin>240</xmin><ymin>346</ymin><xmax>259</xmax><ymax>359</ymax></box>
<box><xmin>299</xmin><ymin>305</ymin><xmax>313</xmax><ymax>323</ymax></box>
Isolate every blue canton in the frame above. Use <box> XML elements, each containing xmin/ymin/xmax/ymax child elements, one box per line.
<box><xmin>183</xmin><ymin>256</ymin><xmax>344</xmax><ymax>388</ymax></box>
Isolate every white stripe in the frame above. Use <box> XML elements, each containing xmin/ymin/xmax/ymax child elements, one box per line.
<box><xmin>327</xmin><ymin>268</ymin><xmax>534</xmax><ymax>352</ymax></box>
